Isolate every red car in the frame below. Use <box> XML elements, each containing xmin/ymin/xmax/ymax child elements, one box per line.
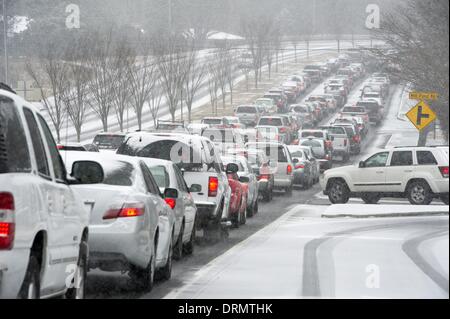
<box><xmin>225</xmin><ymin>163</ymin><xmax>248</xmax><ymax>228</ymax></box>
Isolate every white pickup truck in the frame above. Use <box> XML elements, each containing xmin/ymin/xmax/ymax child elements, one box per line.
<box><xmin>320</xmin><ymin>126</ymin><xmax>351</xmax><ymax>162</ymax></box>
<box><xmin>117</xmin><ymin>132</ymin><xmax>232</xmax><ymax>240</ymax></box>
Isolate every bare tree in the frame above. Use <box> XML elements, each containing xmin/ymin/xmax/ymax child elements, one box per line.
<box><xmin>154</xmin><ymin>34</ymin><xmax>187</xmax><ymax>122</ymax></box>
<box><xmin>110</xmin><ymin>38</ymin><xmax>135</xmax><ymax>132</ymax></box>
<box><xmin>374</xmin><ymin>0</ymin><xmax>449</xmax><ymax>144</ymax></box>
<box><xmin>26</xmin><ymin>44</ymin><xmax>69</xmax><ymax>142</ymax></box>
<box><xmin>207</xmin><ymin>62</ymin><xmax>220</xmax><ymax>116</ymax></box>
<box><xmin>60</xmin><ymin>40</ymin><xmax>92</xmax><ymax>142</ymax></box>
<box><xmin>128</xmin><ymin>40</ymin><xmax>157</xmax><ymax>131</ymax></box>
<box><xmin>183</xmin><ymin>41</ymin><xmax>206</xmax><ymax>123</ymax></box>
<box><xmin>148</xmin><ymin>79</ymin><xmax>164</xmax><ymax>127</ymax></box>
<box><xmin>86</xmin><ymin>30</ymin><xmax>116</xmax><ymax>132</ymax></box>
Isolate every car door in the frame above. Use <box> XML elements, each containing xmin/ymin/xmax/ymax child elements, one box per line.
<box><xmin>22</xmin><ymin>108</ymin><xmax>66</xmax><ymax>293</ymax></box>
<box><xmin>351</xmin><ymin>151</ymin><xmax>390</xmax><ymax>192</ymax></box>
<box><xmin>384</xmin><ymin>150</ymin><xmax>414</xmax><ymax>192</ymax></box>
<box><xmin>173</xmin><ymin>165</ymin><xmax>196</xmax><ymax>242</ymax></box>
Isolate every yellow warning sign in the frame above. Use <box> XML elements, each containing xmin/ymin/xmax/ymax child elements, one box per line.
<box><xmin>406</xmin><ymin>100</ymin><xmax>437</xmax><ymax>131</ymax></box>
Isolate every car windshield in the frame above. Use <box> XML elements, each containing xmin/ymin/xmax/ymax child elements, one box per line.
<box><xmin>301</xmin><ymin>132</ymin><xmax>324</xmax><ymax>138</ymax></box>
<box><xmin>202</xmin><ymin>118</ymin><xmax>222</xmax><ymax>125</ymax></box>
<box><xmin>259</xmin><ymin>118</ymin><xmax>282</xmax><ymax>126</ymax></box>
<box><xmin>93</xmin><ymin>135</ymin><xmax>125</xmax><ymax>150</ymax></box>
<box><xmin>236</xmin><ymin>106</ymin><xmax>257</xmax><ymax>114</ymax></box>
<box><xmin>255</xmin><ymin>99</ymin><xmax>273</xmax><ymax>106</ymax></box>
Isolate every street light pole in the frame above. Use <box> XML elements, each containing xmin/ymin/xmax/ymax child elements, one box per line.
<box><xmin>2</xmin><ymin>0</ymin><xmax>8</xmax><ymax>84</ymax></box>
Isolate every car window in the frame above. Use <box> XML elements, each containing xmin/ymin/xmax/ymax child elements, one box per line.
<box><xmin>93</xmin><ymin>134</ymin><xmax>125</xmax><ymax>150</ymax></box>
<box><xmin>23</xmin><ymin>108</ymin><xmax>50</xmax><ymax>178</ymax></box>
<box><xmin>173</xmin><ymin>165</ymin><xmax>189</xmax><ymax>192</ymax></box>
<box><xmin>259</xmin><ymin>118</ymin><xmax>282</xmax><ymax>126</ymax></box>
<box><xmin>416</xmin><ymin>151</ymin><xmax>438</xmax><ymax>165</ymax></box>
<box><xmin>0</xmin><ymin>97</ymin><xmax>32</xmax><ymax>174</ymax></box>
<box><xmin>140</xmin><ymin>163</ymin><xmax>161</xmax><ymax>196</ymax></box>
<box><xmin>236</xmin><ymin>106</ymin><xmax>257</xmax><ymax>114</ymax></box>
<box><xmin>390</xmin><ymin>151</ymin><xmax>413</xmax><ymax>166</ymax></box>
<box><xmin>148</xmin><ymin>165</ymin><xmax>170</xmax><ymax>189</ymax></box>
<box><xmin>37</xmin><ymin>114</ymin><xmax>67</xmax><ymax>182</ymax></box>
<box><xmin>364</xmin><ymin>152</ymin><xmax>389</xmax><ymax>168</ymax></box>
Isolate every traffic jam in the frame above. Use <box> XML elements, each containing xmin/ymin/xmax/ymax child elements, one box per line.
<box><xmin>0</xmin><ymin>1</ymin><xmax>448</xmax><ymax>303</ymax></box>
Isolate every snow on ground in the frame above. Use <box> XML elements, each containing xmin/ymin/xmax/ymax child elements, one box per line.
<box><xmin>322</xmin><ymin>204</ymin><xmax>449</xmax><ymax>218</ymax></box>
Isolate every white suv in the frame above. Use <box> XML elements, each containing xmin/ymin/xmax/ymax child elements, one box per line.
<box><xmin>0</xmin><ymin>88</ymin><xmax>97</xmax><ymax>299</ymax></box>
<box><xmin>321</xmin><ymin>147</ymin><xmax>449</xmax><ymax>205</ymax></box>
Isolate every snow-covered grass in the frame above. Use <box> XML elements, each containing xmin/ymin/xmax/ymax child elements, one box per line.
<box><xmin>322</xmin><ymin>204</ymin><xmax>449</xmax><ymax>218</ymax></box>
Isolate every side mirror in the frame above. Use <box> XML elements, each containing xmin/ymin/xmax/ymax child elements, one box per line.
<box><xmin>164</xmin><ymin>188</ymin><xmax>179</xmax><ymax>199</ymax></box>
<box><xmin>70</xmin><ymin>161</ymin><xmax>104</xmax><ymax>185</ymax></box>
<box><xmin>226</xmin><ymin>163</ymin><xmax>239</xmax><ymax>174</ymax></box>
<box><xmin>359</xmin><ymin>161</ymin><xmax>366</xmax><ymax>168</ymax></box>
<box><xmin>189</xmin><ymin>184</ymin><xmax>202</xmax><ymax>193</ymax></box>
<box><xmin>239</xmin><ymin>176</ymin><xmax>250</xmax><ymax>183</ymax></box>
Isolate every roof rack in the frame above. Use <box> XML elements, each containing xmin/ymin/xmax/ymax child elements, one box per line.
<box><xmin>393</xmin><ymin>145</ymin><xmax>449</xmax><ymax>148</ymax></box>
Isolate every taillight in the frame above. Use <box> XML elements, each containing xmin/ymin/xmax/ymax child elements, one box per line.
<box><xmin>0</xmin><ymin>192</ymin><xmax>15</xmax><ymax>250</ymax></box>
<box><xmin>439</xmin><ymin>166</ymin><xmax>449</xmax><ymax>178</ymax></box>
<box><xmin>287</xmin><ymin>165</ymin><xmax>293</xmax><ymax>175</ymax></box>
<box><xmin>164</xmin><ymin>198</ymin><xmax>176</xmax><ymax>210</ymax></box>
<box><xmin>279</xmin><ymin>128</ymin><xmax>287</xmax><ymax>134</ymax></box>
<box><xmin>258</xmin><ymin>174</ymin><xmax>270</xmax><ymax>181</ymax></box>
<box><xmin>325</xmin><ymin>154</ymin><xmax>332</xmax><ymax>160</ymax></box>
<box><xmin>295</xmin><ymin>164</ymin><xmax>305</xmax><ymax>169</ymax></box>
<box><xmin>208</xmin><ymin>177</ymin><xmax>219</xmax><ymax>197</ymax></box>
<box><xmin>103</xmin><ymin>203</ymin><xmax>145</xmax><ymax>220</ymax></box>
<box><xmin>57</xmin><ymin>145</ymin><xmax>64</xmax><ymax>150</ymax></box>
<box><xmin>353</xmin><ymin>135</ymin><xmax>361</xmax><ymax>143</ymax></box>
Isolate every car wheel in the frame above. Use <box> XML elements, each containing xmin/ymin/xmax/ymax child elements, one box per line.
<box><xmin>328</xmin><ymin>180</ymin><xmax>350</xmax><ymax>204</ymax></box>
<box><xmin>183</xmin><ymin>220</ymin><xmax>196</xmax><ymax>256</ymax></box>
<box><xmin>285</xmin><ymin>185</ymin><xmax>293</xmax><ymax>196</ymax></box>
<box><xmin>18</xmin><ymin>255</ymin><xmax>40</xmax><ymax>299</ymax></box>
<box><xmin>240</xmin><ymin>206</ymin><xmax>247</xmax><ymax>225</ymax></box>
<box><xmin>408</xmin><ymin>181</ymin><xmax>433</xmax><ymax>205</ymax></box>
<box><xmin>263</xmin><ymin>189</ymin><xmax>271</xmax><ymax>202</ymax></box>
<box><xmin>440</xmin><ymin>194</ymin><xmax>449</xmax><ymax>205</ymax></box>
<box><xmin>361</xmin><ymin>194</ymin><xmax>381</xmax><ymax>204</ymax></box>
<box><xmin>253</xmin><ymin>201</ymin><xmax>259</xmax><ymax>215</ymax></box>
<box><xmin>204</xmin><ymin>201</ymin><xmax>225</xmax><ymax>243</ymax></box>
<box><xmin>343</xmin><ymin>153</ymin><xmax>350</xmax><ymax>163</ymax></box>
<box><xmin>65</xmin><ymin>240</ymin><xmax>88</xmax><ymax>299</ymax></box>
<box><xmin>156</xmin><ymin>239</ymin><xmax>172</xmax><ymax>281</ymax></box>
<box><xmin>173</xmin><ymin>223</ymin><xmax>184</xmax><ymax>261</ymax></box>
<box><xmin>130</xmin><ymin>243</ymin><xmax>156</xmax><ymax>292</ymax></box>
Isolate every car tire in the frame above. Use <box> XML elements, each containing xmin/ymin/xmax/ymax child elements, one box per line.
<box><xmin>130</xmin><ymin>243</ymin><xmax>156</xmax><ymax>292</ymax></box>
<box><xmin>328</xmin><ymin>180</ymin><xmax>350</xmax><ymax>204</ymax></box>
<box><xmin>173</xmin><ymin>223</ymin><xmax>184</xmax><ymax>261</ymax></box>
<box><xmin>65</xmin><ymin>240</ymin><xmax>88</xmax><ymax>299</ymax></box>
<box><xmin>18</xmin><ymin>255</ymin><xmax>40</xmax><ymax>299</ymax></box>
<box><xmin>240</xmin><ymin>206</ymin><xmax>247</xmax><ymax>225</ymax></box>
<box><xmin>440</xmin><ymin>194</ymin><xmax>449</xmax><ymax>205</ymax></box>
<box><xmin>285</xmin><ymin>185</ymin><xmax>293</xmax><ymax>196</ymax></box>
<box><xmin>361</xmin><ymin>194</ymin><xmax>381</xmax><ymax>204</ymax></box>
<box><xmin>156</xmin><ymin>239</ymin><xmax>172</xmax><ymax>281</ymax></box>
<box><xmin>204</xmin><ymin>201</ymin><xmax>225</xmax><ymax>243</ymax></box>
<box><xmin>343</xmin><ymin>153</ymin><xmax>350</xmax><ymax>163</ymax></box>
<box><xmin>263</xmin><ymin>189</ymin><xmax>271</xmax><ymax>202</ymax></box>
<box><xmin>183</xmin><ymin>220</ymin><xmax>196</xmax><ymax>256</ymax></box>
<box><xmin>407</xmin><ymin>181</ymin><xmax>433</xmax><ymax>205</ymax></box>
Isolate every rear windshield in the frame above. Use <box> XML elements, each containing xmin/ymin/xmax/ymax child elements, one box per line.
<box><xmin>327</xmin><ymin>127</ymin><xmax>346</xmax><ymax>135</ymax></box>
<box><xmin>117</xmin><ymin>139</ymin><xmax>203</xmax><ymax>172</ymax></box>
<box><xmin>301</xmin><ymin>140</ymin><xmax>322</xmax><ymax>148</ymax></box>
<box><xmin>93</xmin><ymin>135</ymin><xmax>125</xmax><ymax>150</ymax></box>
<box><xmin>255</xmin><ymin>99</ymin><xmax>273</xmax><ymax>106</ymax></box>
<box><xmin>102</xmin><ymin>160</ymin><xmax>135</xmax><ymax>186</ymax></box>
<box><xmin>202</xmin><ymin>118</ymin><xmax>222</xmax><ymax>125</ymax></box>
<box><xmin>0</xmin><ymin>97</ymin><xmax>32</xmax><ymax>174</ymax></box>
<box><xmin>292</xmin><ymin>106</ymin><xmax>308</xmax><ymax>113</ymax></box>
<box><xmin>259</xmin><ymin>118</ymin><xmax>282</xmax><ymax>126</ymax></box>
<box><xmin>236</xmin><ymin>106</ymin><xmax>257</xmax><ymax>114</ymax></box>
<box><xmin>343</xmin><ymin>107</ymin><xmax>365</xmax><ymax>113</ymax></box>
<box><xmin>301</xmin><ymin>132</ymin><xmax>324</xmax><ymax>138</ymax></box>
<box><xmin>289</xmin><ymin>150</ymin><xmax>303</xmax><ymax>158</ymax></box>
<box><xmin>202</xmin><ymin>129</ymin><xmax>235</xmax><ymax>143</ymax></box>
<box><xmin>148</xmin><ymin>165</ymin><xmax>170</xmax><ymax>188</ymax></box>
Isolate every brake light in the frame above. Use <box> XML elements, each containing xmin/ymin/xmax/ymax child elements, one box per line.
<box><xmin>258</xmin><ymin>174</ymin><xmax>270</xmax><ymax>181</ymax></box>
<box><xmin>287</xmin><ymin>165</ymin><xmax>293</xmax><ymax>175</ymax></box>
<box><xmin>164</xmin><ymin>198</ymin><xmax>176</xmax><ymax>210</ymax></box>
<box><xmin>208</xmin><ymin>177</ymin><xmax>219</xmax><ymax>197</ymax></box>
<box><xmin>103</xmin><ymin>203</ymin><xmax>145</xmax><ymax>220</ymax></box>
<box><xmin>0</xmin><ymin>192</ymin><xmax>15</xmax><ymax>250</ymax></box>
<box><xmin>279</xmin><ymin>128</ymin><xmax>287</xmax><ymax>134</ymax></box>
<box><xmin>353</xmin><ymin>135</ymin><xmax>361</xmax><ymax>143</ymax></box>
<box><xmin>57</xmin><ymin>145</ymin><xmax>64</xmax><ymax>150</ymax></box>
<box><xmin>295</xmin><ymin>164</ymin><xmax>305</xmax><ymax>169</ymax></box>
<box><xmin>439</xmin><ymin>166</ymin><xmax>449</xmax><ymax>178</ymax></box>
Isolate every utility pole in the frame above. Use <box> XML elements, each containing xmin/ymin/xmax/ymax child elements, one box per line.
<box><xmin>2</xmin><ymin>0</ymin><xmax>8</xmax><ymax>84</ymax></box>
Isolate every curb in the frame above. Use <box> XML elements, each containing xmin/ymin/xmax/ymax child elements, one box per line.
<box><xmin>322</xmin><ymin>211</ymin><xmax>449</xmax><ymax>219</ymax></box>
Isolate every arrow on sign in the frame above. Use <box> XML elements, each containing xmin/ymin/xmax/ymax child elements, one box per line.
<box><xmin>405</xmin><ymin>100</ymin><xmax>437</xmax><ymax>131</ymax></box>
